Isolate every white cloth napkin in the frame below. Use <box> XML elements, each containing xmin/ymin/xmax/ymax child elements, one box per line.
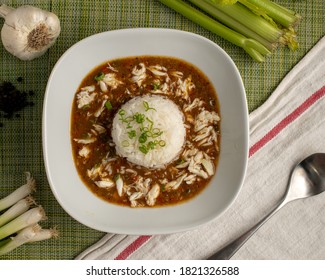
<box><xmin>76</xmin><ymin>35</ymin><xmax>325</xmax><ymax>260</ymax></box>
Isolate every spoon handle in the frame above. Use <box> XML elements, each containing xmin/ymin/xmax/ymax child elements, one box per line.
<box><xmin>208</xmin><ymin>199</ymin><xmax>287</xmax><ymax>260</ymax></box>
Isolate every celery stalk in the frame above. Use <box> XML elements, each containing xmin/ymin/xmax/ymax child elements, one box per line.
<box><xmin>208</xmin><ymin>0</ymin><xmax>299</xmax><ymax>50</ymax></box>
<box><xmin>206</xmin><ymin>1</ymin><xmax>283</xmax><ymax>44</ymax></box>
<box><xmin>159</xmin><ymin>0</ymin><xmax>270</xmax><ymax>62</ymax></box>
<box><xmin>240</xmin><ymin>0</ymin><xmax>301</xmax><ymax>28</ymax></box>
<box><xmin>189</xmin><ymin>0</ymin><xmax>276</xmax><ymax>51</ymax></box>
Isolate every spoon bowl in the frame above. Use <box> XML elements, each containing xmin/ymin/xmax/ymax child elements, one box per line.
<box><xmin>286</xmin><ymin>153</ymin><xmax>325</xmax><ymax>201</ymax></box>
<box><xmin>208</xmin><ymin>153</ymin><xmax>325</xmax><ymax>260</ymax></box>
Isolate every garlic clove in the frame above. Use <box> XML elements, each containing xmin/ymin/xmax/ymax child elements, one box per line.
<box><xmin>0</xmin><ymin>4</ymin><xmax>61</xmax><ymax>60</ymax></box>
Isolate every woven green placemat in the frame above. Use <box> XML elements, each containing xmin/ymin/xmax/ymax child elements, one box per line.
<box><xmin>0</xmin><ymin>0</ymin><xmax>324</xmax><ymax>260</ymax></box>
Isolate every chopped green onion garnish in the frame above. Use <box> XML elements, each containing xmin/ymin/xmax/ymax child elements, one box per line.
<box><xmin>159</xmin><ymin>140</ymin><xmax>166</xmax><ymax>147</ymax></box>
<box><xmin>145</xmin><ymin>131</ymin><xmax>153</xmax><ymax>137</ymax></box>
<box><xmin>134</xmin><ymin>113</ymin><xmax>145</xmax><ymax>123</ymax></box>
<box><xmin>143</xmin><ymin>101</ymin><xmax>156</xmax><ymax>111</ymax></box>
<box><xmin>114</xmin><ymin>173</ymin><xmax>121</xmax><ymax>181</ymax></box>
<box><xmin>139</xmin><ymin>145</ymin><xmax>148</xmax><ymax>154</ymax></box>
<box><xmin>177</xmin><ymin>158</ymin><xmax>186</xmax><ymax>165</ymax></box>
<box><xmin>118</xmin><ymin>106</ymin><xmax>166</xmax><ymax>154</ymax></box>
<box><xmin>139</xmin><ymin>132</ymin><xmax>148</xmax><ymax>143</ymax></box>
<box><xmin>105</xmin><ymin>100</ymin><xmax>113</xmax><ymax>110</ymax></box>
<box><xmin>146</xmin><ymin>117</ymin><xmax>154</xmax><ymax>130</ymax></box>
<box><xmin>82</xmin><ymin>104</ymin><xmax>90</xmax><ymax>110</ymax></box>
<box><xmin>95</xmin><ymin>72</ymin><xmax>105</xmax><ymax>81</ymax></box>
<box><xmin>128</xmin><ymin>130</ymin><xmax>136</xmax><ymax>139</ymax></box>
<box><xmin>122</xmin><ymin>140</ymin><xmax>130</xmax><ymax>147</ymax></box>
<box><xmin>147</xmin><ymin>141</ymin><xmax>156</xmax><ymax>150</ymax></box>
<box><xmin>152</xmin><ymin>128</ymin><xmax>163</xmax><ymax>137</ymax></box>
<box><xmin>153</xmin><ymin>83</ymin><xmax>160</xmax><ymax>90</ymax></box>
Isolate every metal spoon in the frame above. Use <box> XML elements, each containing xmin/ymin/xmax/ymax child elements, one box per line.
<box><xmin>208</xmin><ymin>153</ymin><xmax>325</xmax><ymax>260</ymax></box>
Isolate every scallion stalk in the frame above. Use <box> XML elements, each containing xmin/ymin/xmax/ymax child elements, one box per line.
<box><xmin>0</xmin><ymin>206</ymin><xmax>46</xmax><ymax>240</ymax></box>
<box><xmin>0</xmin><ymin>224</ymin><xmax>41</xmax><ymax>256</ymax></box>
<box><xmin>0</xmin><ymin>173</ymin><xmax>58</xmax><ymax>256</ymax></box>
<box><xmin>0</xmin><ymin>197</ymin><xmax>35</xmax><ymax>227</ymax></box>
<box><xmin>0</xmin><ymin>238</ymin><xmax>11</xmax><ymax>248</ymax></box>
<box><xmin>159</xmin><ymin>0</ymin><xmax>270</xmax><ymax>62</ymax></box>
<box><xmin>0</xmin><ymin>172</ymin><xmax>35</xmax><ymax>212</ymax></box>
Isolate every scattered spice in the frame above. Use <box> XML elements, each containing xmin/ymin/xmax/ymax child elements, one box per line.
<box><xmin>0</xmin><ymin>79</ymin><xmax>35</xmax><ymax>127</ymax></box>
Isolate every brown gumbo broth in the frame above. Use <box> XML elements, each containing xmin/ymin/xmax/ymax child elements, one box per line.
<box><xmin>71</xmin><ymin>56</ymin><xmax>220</xmax><ymax>207</ymax></box>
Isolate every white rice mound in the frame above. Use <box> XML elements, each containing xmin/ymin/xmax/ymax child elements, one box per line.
<box><xmin>112</xmin><ymin>95</ymin><xmax>186</xmax><ymax>169</ymax></box>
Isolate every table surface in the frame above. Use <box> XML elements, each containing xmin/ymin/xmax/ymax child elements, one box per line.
<box><xmin>0</xmin><ymin>0</ymin><xmax>324</xmax><ymax>260</ymax></box>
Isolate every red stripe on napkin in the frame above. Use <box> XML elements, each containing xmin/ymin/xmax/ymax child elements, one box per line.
<box><xmin>114</xmin><ymin>85</ymin><xmax>325</xmax><ymax>260</ymax></box>
<box><xmin>114</xmin><ymin>236</ymin><xmax>151</xmax><ymax>260</ymax></box>
<box><xmin>249</xmin><ymin>85</ymin><xmax>325</xmax><ymax>157</ymax></box>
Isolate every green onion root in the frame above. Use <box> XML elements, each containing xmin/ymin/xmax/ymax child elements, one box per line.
<box><xmin>29</xmin><ymin>227</ymin><xmax>59</xmax><ymax>242</ymax></box>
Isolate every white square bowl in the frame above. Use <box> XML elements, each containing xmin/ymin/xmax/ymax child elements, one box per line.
<box><xmin>43</xmin><ymin>28</ymin><xmax>249</xmax><ymax>235</ymax></box>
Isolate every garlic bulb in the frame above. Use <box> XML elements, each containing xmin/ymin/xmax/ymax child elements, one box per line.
<box><xmin>0</xmin><ymin>4</ymin><xmax>60</xmax><ymax>60</ymax></box>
